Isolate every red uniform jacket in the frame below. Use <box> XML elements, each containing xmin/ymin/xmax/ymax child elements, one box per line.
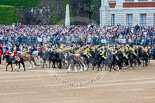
<box><xmin>13</xmin><ymin>51</ymin><xmax>17</xmax><ymax>56</ymax></box>
<box><xmin>6</xmin><ymin>51</ymin><xmax>10</xmax><ymax>56</ymax></box>
<box><xmin>0</xmin><ymin>50</ymin><xmax>2</xmax><ymax>57</ymax></box>
<box><xmin>40</xmin><ymin>46</ymin><xmax>43</xmax><ymax>51</ymax></box>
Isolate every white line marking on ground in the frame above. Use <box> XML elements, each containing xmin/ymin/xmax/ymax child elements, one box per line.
<box><xmin>95</xmin><ymin>80</ymin><xmax>155</xmax><ymax>87</ymax></box>
<box><xmin>64</xmin><ymin>80</ymin><xmax>155</xmax><ymax>89</ymax></box>
<box><xmin>0</xmin><ymin>79</ymin><xmax>39</xmax><ymax>83</ymax></box>
<box><xmin>0</xmin><ymin>74</ymin><xmax>65</xmax><ymax>79</ymax></box>
<box><xmin>0</xmin><ymin>91</ymin><xmax>35</xmax><ymax>96</ymax></box>
<box><xmin>98</xmin><ymin>77</ymin><xmax>155</xmax><ymax>83</ymax></box>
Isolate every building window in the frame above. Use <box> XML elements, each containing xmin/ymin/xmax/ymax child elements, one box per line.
<box><xmin>138</xmin><ymin>0</ymin><xmax>148</xmax><ymax>2</ymax></box>
<box><xmin>127</xmin><ymin>14</ymin><xmax>133</xmax><ymax>26</ymax></box>
<box><xmin>140</xmin><ymin>14</ymin><xmax>146</xmax><ymax>26</ymax></box>
<box><xmin>111</xmin><ymin>14</ymin><xmax>115</xmax><ymax>26</ymax></box>
<box><xmin>125</xmin><ymin>0</ymin><xmax>134</xmax><ymax>2</ymax></box>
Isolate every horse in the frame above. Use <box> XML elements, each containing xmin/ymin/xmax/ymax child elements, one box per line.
<box><xmin>32</xmin><ymin>51</ymin><xmax>42</xmax><ymax>66</ymax></box>
<box><xmin>81</xmin><ymin>50</ymin><xmax>96</xmax><ymax>70</ymax></box>
<box><xmin>17</xmin><ymin>51</ymin><xmax>37</xmax><ymax>70</ymax></box>
<box><xmin>95</xmin><ymin>51</ymin><xmax>106</xmax><ymax>71</ymax></box>
<box><xmin>39</xmin><ymin>51</ymin><xmax>50</xmax><ymax>68</ymax></box>
<box><xmin>127</xmin><ymin>51</ymin><xmax>141</xmax><ymax>69</ymax></box>
<box><xmin>104</xmin><ymin>50</ymin><xmax>113</xmax><ymax>72</ymax></box>
<box><xmin>3</xmin><ymin>54</ymin><xmax>25</xmax><ymax>72</ymax></box>
<box><xmin>64</xmin><ymin>52</ymin><xmax>87</xmax><ymax>73</ymax></box>
<box><xmin>141</xmin><ymin>51</ymin><xmax>149</xmax><ymax>67</ymax></box>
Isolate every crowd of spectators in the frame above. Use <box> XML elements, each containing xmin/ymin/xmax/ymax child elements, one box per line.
<box><xmin>0</xmin><ymin>23</ymin><xmax>155</xmax><ymax>53</ymax></box>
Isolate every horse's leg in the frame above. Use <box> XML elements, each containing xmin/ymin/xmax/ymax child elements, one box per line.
<box><xmin>59</xmin><ymin>61</ymin><xmax>62</xmax><ymax>69</ymax></box>
<box><xmin>97</xmin><ymin>63</ymin><xmax>100</xmax><ymax>72</ymax></box>
<box><xmin>92</xmin><ymin>63</ymin><xmax>95</xmax><ymax>70</ymax></box>
<box><xmin>46</xmin><ymin>61</ymin><xmax>48</xmax><ymax>68</ymax></box>
<box><xmin>42</xmin><ymin>61</ymin><xmax>45</xmax><ymax>68</ymax></box>
<box><xmin>52</xmin><ymin>61</ymin><xmax>56</xmax><ymax>68</ymax></box>
<box><xmin>28</xmin><ymin>61</ymin><xmax>32</xmax><ymax>70</ymax></box>
<box><xmin>49</xmin><ymin>61</ymin><xmax>51</xmax><ymax>68</ymax></box>
<box><xmin>18</xmin><ymin>63</ymin><xmax>20</xmax><ymax>71</ymax></box>
<box><xmin>15</xmin><ymin>63</ymin><xmax>18</xmax><ymax>70</ymax></box>
<box><xmin>67</xmin><ymin>64</ymin><xmax>71</xmax><ymax>73</ymax></box>
<box><xmin>143</xmin><ymin>60</ymin><xmax>144</xmax><ymax>67</ymax></box>
<box><xmin>32</xmin><ymin>60</ymin><xmax>36</xmax><ymax>68</ymax></box>
<box><xmin>109</xmin><ymin>64</ymin><xmax>112</xmax><ymax>72</ymax></box>
<box><xmin>38</xmin><ymin>56</ymin><xmax>41</xmax><ymax>66</ymax></box>
<box><xmin>21</xmin><ymin>62</ymin><xmax>25</xmax><ymax>71</ymax></box>
<box><xmin>74</xmin><ymin>64</ymin><xmax>78</xmax><ymax>73</ymax></box>
<box><xmin>79</xmin><ymin>63</ymin><xmax>83</xmax><ymax>72</ymax></box>
<box><xmin>6</xmin><ymin>63</ymin><xmax>9</xmax><ymax>71</ymax></box>
<box><xmin>145</xmin><ymin>59</ymin><xmax>148</xmax><ymax>67</ymax></box>
<box><xmin>11</xmin><ymin>63</ymin><xmax>13</xmax><ymax>72</ymax></box>
<box><xmin>130</xmin><ymin>60</ymin><xmax>132</xmax><ymax>70</ymax></box>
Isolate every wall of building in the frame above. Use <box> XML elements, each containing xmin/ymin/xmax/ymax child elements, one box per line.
<box><xmin>100</xmin><ymin>0</ymin><xmax>155</xmax><ymax>27</ymax></box>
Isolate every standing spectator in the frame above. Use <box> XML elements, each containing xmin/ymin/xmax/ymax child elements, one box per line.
<box><xmin>0</xmin><ymin>48</ymin><xmax>2</xmax><ymax>64</ymax></box>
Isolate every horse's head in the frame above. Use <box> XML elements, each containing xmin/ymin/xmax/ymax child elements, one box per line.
<box><xmin>2</xmin><ymin>54</ymin><xmax>6</xmax><ymax>60</ymax></box>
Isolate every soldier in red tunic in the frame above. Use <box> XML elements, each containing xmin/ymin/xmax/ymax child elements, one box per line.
<box><xmin>0</xmin><ymin>47</ymin><xmax>2</xmax><ymax>64</ymax></box>
<box><xmin>5</xmin><ymin>48</ymin><xmax>10</xmax><ymax>56</ymax></box>
<box><xmin>40</xmin><ymin>46</ymin><xmax>43</xmax><ymax>52</ymax></box>
<box><xmin>13</xmin><ymin>48</ymin><xmax>17</xmax><ymax>57</ymax></box>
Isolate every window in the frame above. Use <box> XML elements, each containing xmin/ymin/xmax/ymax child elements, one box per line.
<box><xmin>125</xmin><ymin>0</ymin><xmax>134</xmax><ymax>2</ymax></box>
<box><xmin>138</xmin><ymin>0</ymin><xmax>148</xmax><ymax>2</ymax></box>
<box><xmin>111</xmin><ymin>14</ymin><xmax>115</xmax><ymax>26</ymax></box>
<box><xmin>127</xmin><ymin>14</ymin><xmax>133</xmax><ymax>26</ymax></box>
<box><xmin>140</xmin><ymin>14</ymin><xmax>146</xmax><ymax>26</ymax></box>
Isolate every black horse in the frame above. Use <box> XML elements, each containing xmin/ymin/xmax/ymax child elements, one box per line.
<box><xmin>104</xmin><ymin>50</ymin><xmax>113</xmax><ymax>72</ymax></box>
<box><xmin>127</xmin><ymin>50</ymin><xmax>141</xmax><ymax>69</ymax></box>
<box><xmin>48</xmin><ymin>51</ymin><xmax>62</xmax><ymax>69</ymax></box>
<box><xmin>3</xmin><ymin>54</ymin><xmax>25</xmax><ymax>72</ymax></box>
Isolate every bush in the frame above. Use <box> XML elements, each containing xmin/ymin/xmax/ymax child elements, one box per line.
<box><xmin>0</xmin><ymin>0</ymin><xmax>42</xmax><ymax>8</ymax></box>
<box><xmin>0</xmin><ymin>5</ymin><xmax>21</xmax><ymax>24</ymax></box>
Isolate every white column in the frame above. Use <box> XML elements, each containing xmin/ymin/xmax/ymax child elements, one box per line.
<box><xmin>65</xmin><ymin>4</ymin><xmax>70</xmax><ymax>27</ymax></box>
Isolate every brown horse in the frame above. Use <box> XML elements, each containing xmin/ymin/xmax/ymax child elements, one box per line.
<box><xmin>18</xmin><ymin>52</ymin><xmax>37</xmax><ymax>70</ymax></box>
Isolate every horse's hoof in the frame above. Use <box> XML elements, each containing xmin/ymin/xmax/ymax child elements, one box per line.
<box><xmin>79</xmin><ymin>70</ymin><xmax>83</xmax><ymax>72</ymax></box>
<box><xmin>28</xmin><ymin>68</ymin><xmax>32</xmax><ymax>70</ymax></box>
<box><xmin>130</xmin><ymin>68</ymin><xmax>132</xmax><ymax>70</ymax></box>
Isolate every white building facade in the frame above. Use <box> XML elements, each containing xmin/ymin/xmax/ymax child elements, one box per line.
<box><xmin>100</xmin><ymin>0</ymin><xmax>155</xmax><ymax>27</ymax></box>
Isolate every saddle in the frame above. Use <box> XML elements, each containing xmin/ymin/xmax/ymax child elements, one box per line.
<box><xmin>74</xmin><ymin>56</ymin><xmax>82</xmax><ymax>62</ymax></box>
<box><xmin>16</xmin><ymin>56</ymin><xmax>21</xmax><ymax>62</ymax></box>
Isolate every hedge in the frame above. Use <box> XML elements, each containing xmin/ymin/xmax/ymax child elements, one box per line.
<box><xmin>0</xmin><ymin>0</ymin><xmax>42</xmax><ymax>8</ymax></box>
<box><xmin>0</xmin><ymin>5</ymin><xmax>21</xmax><ymax>24</ymax></box>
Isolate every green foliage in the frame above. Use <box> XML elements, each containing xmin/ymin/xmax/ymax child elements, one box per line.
<box><xmin>91</xmin><ymin>0</ymin><xmax>99</xmax><ymax>14</ymax></box>
<box><xmin>62</xmin><ymin>0</ymin><xmax>69</xmax><ymax>16</ymax></box>
<box><xmin>0</xmin><ymin>5</ymin><xmax>21</xmax><ymax>25</ymax></box>
<box><xmin>50</xmin><ymin>0</ymin><xmax>58</xmax><ymax>24</ymax></box>
<box><xmin>0</xmin><ymin>0</ymin><xmax>42</xmax><ymax>8</ymax></box>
